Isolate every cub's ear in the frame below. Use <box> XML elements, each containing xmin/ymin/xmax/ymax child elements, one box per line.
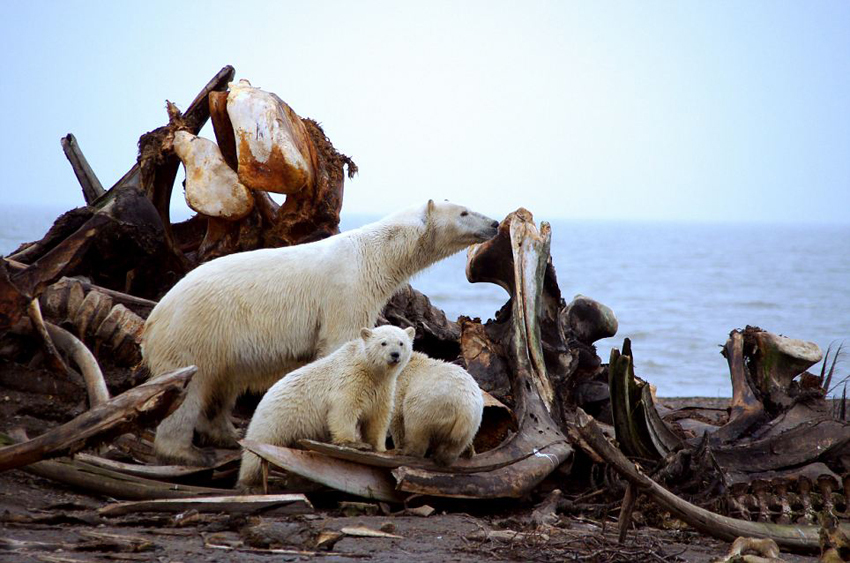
<box><xmin>425</xmin><ymin>199</ymin><xmax>435</xmax><ymax>220</ymax></box>
<box><xmin>360</xmin><ymin>328</ymin><xmax>373</xmax><ymax>340</ymax></box>
<box><xmin>404</xmin><ymin>327</ymin><xmax>416</xmax><ymax>340</ymax></box>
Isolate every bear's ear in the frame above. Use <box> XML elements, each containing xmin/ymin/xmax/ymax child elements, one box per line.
<box><xmin>360</xmin><ymin>328</ymin><xmax>373</xmax><ymax>340</ymax></box>
<box><xmin>425</xmin><ymin>199</ymin><xmax>435</xmax><ymax>219</ymax></box>
<box><xmin>404</xmin><ymin>326</ymin><xmax>416</xmax><ymax>340</ymax></box>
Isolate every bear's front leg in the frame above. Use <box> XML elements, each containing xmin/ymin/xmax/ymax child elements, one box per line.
<box><xmin>362</xmin><ymin>403</ymin><xmax>392</xmax><ymax>453</ymax></box>
<box><xmin>328</xmin><ymin>404</ymin><xmax>372</xmax><ymax>450</ymax></box>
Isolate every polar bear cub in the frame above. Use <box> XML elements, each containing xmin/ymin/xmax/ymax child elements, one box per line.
<box><xmin>391</xmin><ymin>352</ymin><xmax>484</xmax><ymax>466</ymax></box>
<box><xmin>238</xmin><ymin>325</ymin><xmax>415</xmax><ymax>488</ymax></box>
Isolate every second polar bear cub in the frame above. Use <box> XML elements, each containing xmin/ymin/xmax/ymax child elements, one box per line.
<box><xmin>238</xmin><ymin>325</ymin><xmax>415</xmax><ymax>488</ymax></box>
<box><xmin>391</xmin><ymin>352</ymin><xmax>484</xmax><ymax>466</ymax></box>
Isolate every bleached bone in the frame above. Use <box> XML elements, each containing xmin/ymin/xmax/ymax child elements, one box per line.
<box><xmin>226</xmin><ymin>79</ymin><xmax>316</xmax><ymax>193</ymax></box>
<box><xmin>172</xmin><ymin>131</ymin><xmax>254</xmax><ymax>220</ymax></box>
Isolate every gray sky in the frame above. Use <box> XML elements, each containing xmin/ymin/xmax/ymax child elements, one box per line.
<box><xmin>2</xmin><ymin>1</ymin><xmax>849</xmax><ymax>224</ymax></box>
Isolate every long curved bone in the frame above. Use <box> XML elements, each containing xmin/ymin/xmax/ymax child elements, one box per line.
<box><xmin>45</xmin><ymin>321</ymin><xmax>110</xmax><ymax>408</ymax></box>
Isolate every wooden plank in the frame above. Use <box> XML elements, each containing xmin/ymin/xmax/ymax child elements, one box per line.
<box><xmin>99</xmin><ymin>493</ymin><xmax>313</xmax><ymax>517</ymax></box>
<box><xmin>21</xmin><ymin>457</ymin><xmax>229</xmax><ymax>501</ymax></box>
<box><xmin>74</xmin><ymin>451</ymin><xmax>239</xmax><ymax>480</ymax></box>
<box><xmin>61</xmin><ymin>133</ymin><xmax>106</xmax><ymax>204</ymax></box>
<box><xmin>0</xmin><ymin>366</ymin><xmax>195</xmax><ymax>472</ymax></box>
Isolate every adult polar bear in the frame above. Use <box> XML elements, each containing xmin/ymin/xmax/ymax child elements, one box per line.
<box><xmin>142</xmin><ymin>200</ymin><xmax>499</xmax><ymax>465</ymax></box>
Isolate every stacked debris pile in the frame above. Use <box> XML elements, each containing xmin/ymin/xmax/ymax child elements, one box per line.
<box><xmin>1</xmin><ymin>66</ymin><xmax>847</xmax><ymax>562</ymax></box>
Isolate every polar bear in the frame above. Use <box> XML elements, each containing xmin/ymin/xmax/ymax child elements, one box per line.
<box><xmin>390</xmin><ymin>352</ymin><xmax>484</xmax><ymax>466</ymax></box>
<box><xmin>237</xmin><ymin>325</ymin><xmax>414</xmax><ymax>488</ymax></box>
<box><xmin>142</xmin><ymin>200</ymin><xmax>498</xmax><ymax>465</ymax></box>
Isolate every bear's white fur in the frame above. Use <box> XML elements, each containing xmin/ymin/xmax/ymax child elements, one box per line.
<box><xmin>142</xmin><ymin>200</ymin><xmax>498</xmax><ymax>465</ymax></box>
<box><xmin>237</xmin><ymin>325</ymin><xmax>415</xmax><ymax>488</ymax></box>
<box><xmin>390</xmin><ymin>352</ymin><xmax>484</xmax><ymax>466</ymax></box>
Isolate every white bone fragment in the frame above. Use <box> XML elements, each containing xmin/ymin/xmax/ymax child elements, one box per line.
<box><xmin>172</xmin><ymin>131</ymin><xmax>254</xmax><ymax>220</ymax></box>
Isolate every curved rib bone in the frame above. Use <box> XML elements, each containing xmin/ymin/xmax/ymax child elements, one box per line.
<box><xmin>45</xmin><ymin>321</ymin><xmax>110</xmax><ymax>408</ymax></box>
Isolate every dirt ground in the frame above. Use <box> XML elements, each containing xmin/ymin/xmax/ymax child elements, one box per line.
<box><xmin>0</xmin><ymin>360</ymin><xmax>823</xmax><ymax>562</ymax></box>
<box><xmin>0</xmin><ymin>459</ymin><xmax>823</xmax><ymax>562</ymax></box>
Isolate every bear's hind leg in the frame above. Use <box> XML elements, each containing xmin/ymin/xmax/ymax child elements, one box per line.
<box><xmin>153</xmin><ymin>379</ymin><xmax>213</xmax><ymax>466</ymax></box>
<box><xmin>195</xmin><ymin>384</ymin><xmax>240</xmax><ymax>448</ymax></box>
<box><xmin>236</xmin><ymin>451</ymin><xmax>264</xmax><ymax>491</ymax></box>
<box><xmin>433</xmin><ymin>442</ymin><xmax>465</xmax><ymax>466</ymax></box>
<box><xmin>400</xmin><ymin>422</ymin><xmax>430</xmax><ymax>458</ymax></box>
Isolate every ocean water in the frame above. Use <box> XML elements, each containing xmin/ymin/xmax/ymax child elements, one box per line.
<box><xmin>341</xmin><ymin>215</ymin><xmax>850</xmax><ymax>399</ymax></box>
<box><xmin>3</xmin><ymin>203</ymin><xmax>848</xmax><ymax>398</ymax></box>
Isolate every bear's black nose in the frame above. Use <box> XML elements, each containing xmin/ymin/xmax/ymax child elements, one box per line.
<box><xmin>491</xmin><ymin>220</ymin><xmax>499</xmax><ymax>228</ymax></box>
<box><xmin>390</xmin><ymin>352</ymin><xmax>400</xmax><ymax>361</ymax></box>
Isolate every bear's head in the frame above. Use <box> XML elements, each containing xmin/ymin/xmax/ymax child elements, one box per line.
<box><xmin>424</xmin><ymin>200</ymin><xmax>499</xmax><ymax>249</ymax></box>
<box><xmin>360</xmin><ymin>325</ymin><xmax>416</xmax><ymax>375</ymax></box>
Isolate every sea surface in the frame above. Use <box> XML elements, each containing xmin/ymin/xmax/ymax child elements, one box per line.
<box><xmin>3</xmin><ymin>203</ymin><xmax>848</xmax><ymax>398</ymax></box>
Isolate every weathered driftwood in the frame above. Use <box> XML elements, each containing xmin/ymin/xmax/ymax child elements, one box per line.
<box><xmin>21</xmin><ymin>456</ymin><xmax>229</xmax><ymax>501</ymax></box>
<box><xmin>74</xmin><ymin>451</ymin><xmax>239</xmax><ymax>481</ymax></box>
<box><xmin>0</xmin><ymin>366</ymin><xmax>195</xmax><ymax>472</ymax></box>
<box><xmin>574</xmin><ymin>408</ymin><xmax>850</xmax><ymax>552</ymax></box>
<box><xmin>99</xmin><ymin>493</ymin><xmax>313</xmax><ymax>517</ymax></box>
<box><xmin>241</xmin><ymin>439</ymin><xmax>405</xmax><ymax>502</ymax></box>
<box><xmin>61</xmin><ymin>133</ymin><xmax>105</xmax><ymax>204</ymax></box>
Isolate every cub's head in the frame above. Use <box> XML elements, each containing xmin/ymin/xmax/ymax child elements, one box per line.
<box><xmin>360</xmin><ymin>325</ymin><xmax>415</xmax><ymax>373</ymax></box>
<box><xmin>424</xmin><ymin>200</ymin><xmax>499</xmax><ymax>248</ymax></box>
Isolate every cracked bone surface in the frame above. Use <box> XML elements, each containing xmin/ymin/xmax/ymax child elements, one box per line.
<box><xmin>172</xmin><ymin>131</ymin><xmax>254</xmax><ymax>220</ymax></box>
<box><xmin>226</xmin><ymin>79</ymin><xmax>315</xmax><ymax>193</ymax></box>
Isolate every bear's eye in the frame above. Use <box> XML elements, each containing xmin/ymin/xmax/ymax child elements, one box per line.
<box><xmin>460</xmin><ymin>211</ymin><xmax>469</xmax><ymax>217</ymax></box>
<box><xmin>399</xmin><ymin>341</ymin><xmax>404</xmax><ymax>347</ymax></box>
<box><xmin>381</xmin><ymin>341</ymin><xmax>387</xmax><ymax>346</ymax></box>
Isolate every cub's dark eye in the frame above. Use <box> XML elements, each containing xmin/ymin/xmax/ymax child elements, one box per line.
<box><xmin>399</xmin><ymin>341</ymin><xmax>404</xmax><ymax>346</ymax></box>
<box><xmin>460</xmin><ymin>211</ymin><xmax>469</xmax><ymax>217</ymax></box>
<box><xmin>381</xmin><ymin>342</ymin><xmax>387</xmax><ymax>346</ymax></box>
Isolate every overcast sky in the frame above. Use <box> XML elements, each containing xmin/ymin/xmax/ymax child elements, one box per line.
<box><xmin>2</xmin><ymin>1</ymin><xmax>849</xmax><ymax>224</ymax></box>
